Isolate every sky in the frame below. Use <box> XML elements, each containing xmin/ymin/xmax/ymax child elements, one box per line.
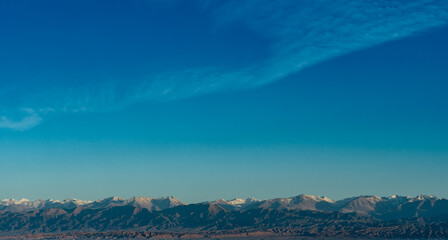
<box><xmin>1</xmin><ymin>0</ymin><xmax>448</xmax><ymax>203</ymax></box>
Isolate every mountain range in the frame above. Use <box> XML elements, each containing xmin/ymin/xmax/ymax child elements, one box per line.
<box><xmin>0</xmin><ymin>196</ymin><xmax>183</xmax><ymax>213</ymax></box>
<box><xmin>209</xmin><ymin>194</ymin><xmax>448</xmax><ymax>220</ymax></box>
<box><xmin>1</xmin><ymin>194</ymin><xmax>447</xmax><ymax>239</ymax></box>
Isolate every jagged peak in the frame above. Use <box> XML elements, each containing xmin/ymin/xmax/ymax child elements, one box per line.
<box><xmin>210</xmin><ymin>197</ymin><xmax>260</xmax><ymax>206</ymax></box>
<box><xmin>94</xmin><ymin>196</ymin><xmax>125</xmax><ymax>202</ymax></box>
<box><xmin>415</xmin><ymin>194</ymin><xmax>439</xmax><ymax>200</ymax></box>
<box><xmin>163</xmin><ymin>196</ymin><xmax>178</xmax><ymax>200</ymax></box>
<box><xmin>227</xmin><ymin>197</ymin><xmax>258</xmax><ymax>205</ymax></box>
<box><xmin>387</xmin><ymin>195</ymin><xmax>412</xmax><ymax>200</ymax></box>
<box><xmin>17</xmin><ymin>198</ymin><xmax>30</xmax><ymax>203</ymax></box>
<box><xmin>345</xmin><ymin>195</ymin><xmax>384</xmax><ymax>205</ymax></box>
<box><xmin>111</xmin><ymin>196</ymin><xmax>125</xmax><ymax>201</ymax></box>
<box><xmin>0</xmin><ymin>198</ymin><xmax>31</xmax><ymax>204</ymax></box>
<box><xmin>320</xmin><ymin>196</ymin><xmax>334</xmax><ymax>202</ymax></box>
<box><xmin>1</xmin><ymin>194</ymin><xmax>446</xmax><ymax>213</ymax></box>
<box><xmin>295</xmin><ymin>194</ymin><xmax>334</xmax><ymax>202</ymax></box>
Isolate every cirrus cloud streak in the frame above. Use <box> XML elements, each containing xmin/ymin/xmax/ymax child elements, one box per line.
<box><xmin>1</xmin><ymin>0</ymin><xmax>448</xmax><ymax>130</ymax></box>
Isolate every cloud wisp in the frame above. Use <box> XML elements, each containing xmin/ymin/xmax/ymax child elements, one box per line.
<box><xmin>140</xmin><ymin>0</ymin><xmax>448</xmax><ymax>99</ymax></box>
<box><xmin>0</xmin><ymin>109</ymin><xmax>43</xmax><ymax>131</ymax></box>
<box><xmin>1</xmin><ymin>0</ymin><xmax>448</xmax><ymax>130</ymax></box>
<box><xmin>123</xmin><ymin>0</ymin><xmax>448</xmax><ymax>102</ymax></box>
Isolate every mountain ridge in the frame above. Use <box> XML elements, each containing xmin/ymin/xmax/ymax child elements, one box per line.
<box><xmin>0</xmin><ymin>196</ymin><xmax>184</xmax><ymax>213</ymax></box>
<box><xmin>1</xmin><ymin>194</ymin><xmax>447</xmax><ymax>220</ymax></box>
<box><xmin>1</xmin><ymin>194</ymin><xmax>448</xmax><ymax>238</ymax></box>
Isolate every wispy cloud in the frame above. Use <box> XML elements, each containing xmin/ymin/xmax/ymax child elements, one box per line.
<box><xmin>0</xmin><ymin>109</ymin><xmax>42</xmax><ymax>131</ymax></box>
<box><xmin>1</xmin><ymin>0</ymin><xmax>448</xmax><ymax>130</ymax></box>
<box><xmin>139</xmin><ymin>0</ymin><xmax>448</xmax><ymax>100</ymax></box>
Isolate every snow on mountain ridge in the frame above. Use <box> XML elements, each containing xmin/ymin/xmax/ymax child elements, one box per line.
<box><xmin>226</xmin><ymin>197</ymin><xmax>261</xmax><ymax>205</ymax></box>
<box><xmin>295</xmin><ymin>194</ymin><xmax>335</xmax><ymax>203</ymax></box>
<box><xmin>208</xmin><ymin>194</ymin><xmax>448</xmax><ymax>214</ymax></box>
<box><xmin>415</xmin><ymin>194</ymin><xmax>440</xmax><ymax>201</ymax></box>
<box><xmin>1</xmin><ymin>195</ymin><xmax>446</xmax><ymax>214</ymax></box>
<box><xmin>0</xmin><ymin>196</ymin><xmax>184</xmax><ymax>212</ymax></box>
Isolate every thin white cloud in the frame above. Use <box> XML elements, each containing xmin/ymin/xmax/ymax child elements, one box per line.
<box><xmin>2</xmin><ymin>0</ymin><xmax>448</xmax><ymax>130</ymax></box>
<box><xmin>0</xmin><ymin>109</ymin><xmax>42</xmax><ymax>131</ymax></box>
<box><xmin>136</xmin><ymin>0</ymin><xmax>448</xmax><ymax>101</ymax></box>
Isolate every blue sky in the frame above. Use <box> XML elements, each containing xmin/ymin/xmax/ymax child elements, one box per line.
<box><xmin>1</xmin><ymin>0</ymin><xmax>448</xmax><ymax>202</ymax></box>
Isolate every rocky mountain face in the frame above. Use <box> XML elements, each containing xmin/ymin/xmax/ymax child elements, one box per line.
<box><xmin>209</xmin><ymin>194</ymin><xmax>448</xmax><ymax>220</ymax></box>
<box><xmin>1</xmin><ymin>194</ymin><xmax>447</xmax><ymax>239</ymax></box>
<box><xmin>0</xmin><ymin>196</ymin><xmax>183</xmax><ymax>212</ymax></box>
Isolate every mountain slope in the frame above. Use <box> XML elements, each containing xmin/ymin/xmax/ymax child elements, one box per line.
<box><xmin>1</xmin><ymin>203</ymin><xmax>448</xmax><ymax>238</ymax></box>
<box><xmin>1</xmin><ymin>194</ymin><xmax>448</xmax><ymax>238</ymax></box>
<box><xmin>2</xmin><ymin>194</ymin><xmax>447</xmax><ymax>220</ymax></box>
<box><xmin>0</xmin><ymin>196</ymin><xmax>184</xmax><ymax>213</ymax></box>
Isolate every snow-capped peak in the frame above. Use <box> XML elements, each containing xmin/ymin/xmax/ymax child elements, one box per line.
<box><xmin>16</xmin><ymin>198</ymin><xmax>30</xmax><ymax>204</ymax></box>
<box><xmin>220</xmin><ymin>197</ymin><xmax>260</xmax><ymax>206</ymax></box>
<box><xmin>296</xmin><ymin>194</ymin><xmax>334</xmax><ymax>203</ymax></box>
<box><xmin>415</xmin><ymin>195</ymin><xmax>439</xmax><ymax>201</ymax></box>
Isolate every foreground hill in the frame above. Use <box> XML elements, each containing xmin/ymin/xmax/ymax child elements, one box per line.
<box><xmin>1</xmin><ymin>194</ymin><xmax>447</xmax><ymax>239</ymax></box>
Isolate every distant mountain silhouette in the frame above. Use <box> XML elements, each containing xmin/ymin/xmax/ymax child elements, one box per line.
<box><xmin>0</xmin><ymin>196</ymin><xmax>183</xmax><ymax>212</ymax></box>
<box><xmin>1</xmin><ymin>194</ymin><xmax>448</xmax><ymax>238</ymax></box>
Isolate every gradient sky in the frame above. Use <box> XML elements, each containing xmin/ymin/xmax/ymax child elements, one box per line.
<box><xmin>1</xmin><ymin>0</ymin><xmax>448</xmax><ymax>203</ymax></box>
